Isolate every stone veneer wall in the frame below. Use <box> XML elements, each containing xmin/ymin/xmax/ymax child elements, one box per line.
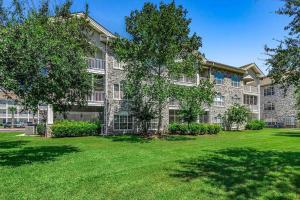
<box><xmin>209</xmin><ymin>69</ymin><xmax>244</xmax><ymax>123</ymax></box>
<box><xmin>260</xmin><ymin>85</ymin><xmax>297</xmax><ymax>124</ymax></box>
<box><xmin>105</xmin><ymin>51</ymin><xmax>169</xmax><ymax>134</ymax></box>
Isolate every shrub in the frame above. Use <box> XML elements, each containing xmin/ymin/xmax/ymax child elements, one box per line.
<box><xmin>245</xmin><ymin>120</ymin><xmax>265</xmax><ymax>130</ymax></box>
<box><xmin>37</xmin><ymin>123</ymin><xmax>46</xmax><ymax>135</ymax></box>
<box><xmin>51</xmin><ymin>120</ymin><xmax>99</xmax><ymax>137</ymax></box>
<box><xmin>168</xmin><ymin>122</ymin><xmax>221</xmax><ymax>135</ymax></box>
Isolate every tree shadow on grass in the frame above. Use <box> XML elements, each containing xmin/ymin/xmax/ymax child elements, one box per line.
<box><xmin>273</xmin><ymin>131</ymin><xmax>300</xmax><ymax>137</ymax></box>
<box><xmin>0</xmin><ymin>145</ymin><xmax>79</xmax><ymax>167</ymax></box>
<box><xmin>103</xmin><ymin>135</ymin><xmax>152</xmax><ymax>143</ymax></box>
<box><xmin>0</xmin><ymin>140</ymin><xmax>30</xmax><ymax>149</ymax></box>
<box><xmin>170</xmin><ymin>148</ymin><xmax>300</xmax><ymax>199</ymax></box>
<box><xmin>103</xmin><ymin>135</ymin><xmax>195</xmax><ymax>143</ymax></box>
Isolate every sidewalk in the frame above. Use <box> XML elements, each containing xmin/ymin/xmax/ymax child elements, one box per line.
<box><xmin>0</xmin><ymin>128</ymin><xmax>25</xmax><ymax>132</ymax></box>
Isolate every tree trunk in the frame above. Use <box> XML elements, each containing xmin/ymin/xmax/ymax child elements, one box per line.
<box><xmin>11</xmin><ymin>113</ymin><xmax>14</xmax><ymax>129</ymax></box>
<box><xmin>157</xmin><ymin>102</ymin><xmax>163</xmax><ymax>136</ymax></box>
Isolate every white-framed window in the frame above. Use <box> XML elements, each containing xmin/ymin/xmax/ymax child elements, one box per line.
<box><xmin>264</xmin><ymin>86</ymin><xmax>275</xmax><ymax>96</ymax></box>
<box><xmin>113</xmin><ymin>112</ymin><xmax>133</xmax><ymax>130</ymax></box>
<box><xmin>214</xmin><ymin>71</ymin><xmax>224</xmax><ymax>85</ymax></box>
<box><xmin>213</xmin><ymin>115</ymin><xmax>223</xmax><ymax>125</ymax></box>
<box><xmin>113</xmin><ymin>57</ymin><xmax>124</xmax><ymax>70</ymax></box>
<box><xmin>244</xmin><ymin>95</ymin><xmax>257</xmax><ymax>105</ymax></box>
<box><xmin>284</xmin><ymin>117</ymin><xmax>296</xmax><ymax>126</ymax></box>
<box><xmin>264</xmin><ymin>102</ymin><xmax>275</xmax><ymax>111</ymax></box>
<box><xmin>147</xmin><ymin>118</ymin><xmax>159</xmax><ymax>130</ymax></box>
<box><xmin>169</xmin><ymin>109</ymin><xmax>181</xmax><ymax>123</ymax></box>
<box><xmin>231</xmin><ymin>74</ymin><xmax>240</xmax><ymax>87</ymax></box>
<box><xmin>113</xmin><ymin>83</ymin><xmax>123</xmax><ymax>100</ymax></box>
<box><xmin>214</xmin><ymin>94</ymin><xmax>225</xmax><ymax>106</ymax></box>
<box><xmin>173</xmin><ymin>75</ymin><xmax>196</xmax><ymax>84</ymax></box>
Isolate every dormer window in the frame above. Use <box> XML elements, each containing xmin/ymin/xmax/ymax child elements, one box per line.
<box><xmin>215</xmin><ymin>71</ymin><xmax>224</xmax><ymax>85</ymax></box>
<box><xmin>231</xmin><ymin>74</ymin><xmax>240</xmax><ymax>87</ymax></box>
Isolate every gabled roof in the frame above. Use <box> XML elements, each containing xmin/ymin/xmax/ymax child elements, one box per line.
<box><xmin>205</xmin><ymin>60</ymin><xmax>245</xmax><ymax>74</ymax></box>
<box><xmin>75</xmin><ymin>12</ymin><xmax>116</xmax><ymax>38</ymax></box>
<box><xmin>240</xmin><ymin>63</ymin><xmax>264</xmax><ymax>77</ymax></box>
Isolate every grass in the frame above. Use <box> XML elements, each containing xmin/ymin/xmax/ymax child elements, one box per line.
<box><xmin>0</xmin><ymin>129</ymin><xmax>299</xmax><ymax>200</ymax></box>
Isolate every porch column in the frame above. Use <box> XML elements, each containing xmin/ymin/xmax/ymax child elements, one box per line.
<box><xmin>47</xmin><ymin>104</ymin><xmax>54</xmax><ymax>125</ymax></box>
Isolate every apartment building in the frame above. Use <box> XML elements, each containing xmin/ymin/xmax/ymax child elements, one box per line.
<box><xmin>260</xmin><ymin>77</ymin><xmax>298</xmax><ymax>127</ymax></box>
<box><xmin>1</xmin><ymin>14</ymin><xmax>296</xmax><ymax>133</ymax></box>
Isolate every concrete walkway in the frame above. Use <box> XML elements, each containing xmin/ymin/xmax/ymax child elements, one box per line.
<box><xmin>0</xmin><ymin>128</ymin><xmax>25</xmax><ymax>132</ymax></box>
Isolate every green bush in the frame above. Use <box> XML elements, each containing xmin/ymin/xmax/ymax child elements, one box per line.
<box><xmin>51</xmin><ymin>120</ymin><xmax>99</xmax><ymax>137</ymax></box>
<box><xmin>245</xmin><ymin>120</ymin><xmax>265</xmax><ymax>130</ymax></box>
<box><xmin>168</xmin><ymin>122</ymin><xmax>221</xmax><ymax>135</ymax></box>
<box><xmin>37</xmin><ymin>123</ymin><xmax>46</xmax><ymax>135</ymax></box>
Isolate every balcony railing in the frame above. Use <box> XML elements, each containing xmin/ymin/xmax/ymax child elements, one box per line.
<box><xmin>86</xmin><ymin>57</ymin><xmax>105</xmax><ymax>71</ymax></box>
<box><xmin>245</xmin><ymin>104</ymin><xmax>259</xmax><ymax>112</ymax></box>
<box><xmin>87</xmin><ymin>91</ymin><xmax>105</xmax><ymax>102</ymax></box>
<box><xmin>244</xmin><ymin>85</ymin><xmax>258</xmax><ymax>94</ymax></box>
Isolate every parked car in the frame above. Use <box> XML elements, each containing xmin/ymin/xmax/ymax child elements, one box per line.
<box><xmin>3</xmin><ymin>122</ymin><xmax>12</xmax><ymax>128</ymax></box>
<box><xmin>3</xmin><ymin>122</ymin><xmax>25</xmax><ymax>128</ymax></box>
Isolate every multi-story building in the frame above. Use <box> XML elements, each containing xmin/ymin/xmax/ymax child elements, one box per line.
<box><xmin>0</xmin><ymin>14</ymin><xmax>296</xmax><ymax>133</ymax></box>
<box><xmin>260</xmin><ymin>77</ymin><xmax>298</xmax><ymax>127</ymax></box>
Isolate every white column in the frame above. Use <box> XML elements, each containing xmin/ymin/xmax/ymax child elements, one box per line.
<box><xmin>47</xmin><ymin>105</ymin><xmax>54</xmax><ymax>125</ymax></box>
<box><xmin>257</xmin><ymin>84</ymin><xmax>261</xmax><ymax>120</ymax></box>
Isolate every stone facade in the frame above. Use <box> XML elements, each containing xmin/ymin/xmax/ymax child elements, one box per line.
<box><xmin>260</xmin><ymin>77</ymin><xmax>298</xmax><ymax>127</ymax></box>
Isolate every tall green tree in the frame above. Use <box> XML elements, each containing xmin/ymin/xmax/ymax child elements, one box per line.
<box><xmin>8</xmin><ymin>106</ymin><xmax>17</xmax><ymax>128</ymax></box>
<box><xmin>113</xmin><ymin>2</ymin><xmax>212</xmax><ymax>134</ymax></box>
<box><xmin>266</xmin><ymin>0</ymin><xmax>300</xmax><ymax>90</ymax></box>
<box><xmin>0</xmin><ymin>0</ymin><xmax>93</xmax><ymax>117</ymax></box>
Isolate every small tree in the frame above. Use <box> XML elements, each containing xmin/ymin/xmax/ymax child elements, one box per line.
<box><xmin>8</xmin><ymin>106</ymin><xmax>17</xmax><ymax>128</ymax></box>
<box><xmin>172</xmin><ymin>80</ymin><xmax>215</xmax><ymax>127</ymax></box>
<box><xmin>223</xmin><ymin>104</ymin><xmax>250</xmax><ymax>130</ymax></box>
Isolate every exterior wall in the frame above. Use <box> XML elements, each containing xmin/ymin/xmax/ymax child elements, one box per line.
<box><xmin>209</xmin><ymin>68</ymin><xmax>244</xmax><ymax>124</ymax></box>
<box><xmin>260</xmin><ymin>84</ymin><xmax>297</xmax><ymax>127</ymax></box>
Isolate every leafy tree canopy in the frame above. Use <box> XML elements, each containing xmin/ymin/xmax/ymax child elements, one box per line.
<box><xmin>113</xmin><ymin>1</ymin><xmax>213</xmax><ymax>133</ymax></box>
<box><xmin>0</xmin><ymin>0</ymin><xmax>93</xmax><ymax>115</ymax></box>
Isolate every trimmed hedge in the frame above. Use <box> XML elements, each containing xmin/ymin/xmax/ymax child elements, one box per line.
<box><xmin>245</xmin><ymin>120</ymin><xmax>265</xmax><ymax>130</ymax></box>
<box><xmin>169</xmin><ymin>122</ymin><xmax>221</xmax><ymax>135</ymax></box>
<box><xmin>51</xmin><ymin>120</ymin><xmax>99</xmax><ymax>137</ymax></box>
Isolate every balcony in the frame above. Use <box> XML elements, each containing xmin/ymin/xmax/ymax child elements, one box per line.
<box><xmin>86</xmin><ymin>57</ymin><xmax>105</xmax><ymax>73</ymax></box>
<box><xmin>245</xmin><ymin>104</ymin><xmax>259</xmax><ymax>112</ymax></box>
<box><xmin>87</xmin><ymin>91</ymin><xmax>105</xmax><ymax>105</ymax></box>
<box><xmin>244</xmin><ymin>85</ymin><xmax>258</xmax><ymax>94</ymax></box>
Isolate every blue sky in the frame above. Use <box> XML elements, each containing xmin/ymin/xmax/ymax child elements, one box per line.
<box><xmin>70</xmin><ymin>0</ymin><xmax>290</xmax><ymax>74</ymax></box>
<box><xmin>5</xmin><ymin>0</ymin><xmax>290</xmax><ymax>74</ymax></box>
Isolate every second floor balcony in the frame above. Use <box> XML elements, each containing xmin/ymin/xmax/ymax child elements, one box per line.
<box><xmin>87</xmin><ymin>91</ymin><xmax>105</xmax><ymax>105</ymax></box>
<box><xmin>87</xmin><ymin>57</ymin><xmax>105</xmax><ymax>73</ymax></box>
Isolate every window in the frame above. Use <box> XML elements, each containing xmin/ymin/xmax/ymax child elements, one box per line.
<box><xmin>244</xmin><ymin>95</ymin><xmax>257</xmax><ymax>105</ymax></box>
<box><xmin>214</xmin><ymin>94</ymin><xmax>225</xmax><ymax>106</ymax></box>
<box><xmin>231</xmin><ymin>74</ymin><xmax>240</xmax><ymax>87</ymax></box>
<box><xmin>264</xmin><ymin>86</ymin><xmax>275</xmax><ymax>96</ymax></box>
<box><xmin>169</xmin><ymin>109</ymin><xmax>181</xmax><ymax>123</ymax></box>
<box><xmin>113</xmin><ymin>57</ymin><xmax>124</xmax><ymax>70</ymax></box>
<box><xmin>264</xmin><ymin>102</ymin><xmax>275</xmax><ymax>110</ymax></box>
<box><xmin>114</xmin><ymin>112</ymin><xmax>133</xmax><ymax>130</ymax></box>
<box><xmin>113</xmin><ymin>83</ymin><xmax>123</xmax><ymax>100</ymax></box>
<box><xmin>284</xmin><ymin>117</ymin><xmax>296</xmax><ymax>126</ymax></box>
<box><xmin>173</xmin><ymin>75</ymin><xmax>196</xmax><ymax>84</ymax></box>
<box><xmin>213</xmin><ymin>115</ymin><xmax>222</xmax><ymax>125</ymax></box>
<box><xmin>0</xmin><ymin>109</ymin><xmax>6</xmax><ymax>114</ymax></box>
<box><xmin>215</xmin><ymin>71</ymin><xmax>224</xmax><ymax>85</ymax></box>
<box><xmin>147</xmin><ymin>119</ymin><xmax>159</xmax><ymax>130</ymax></box>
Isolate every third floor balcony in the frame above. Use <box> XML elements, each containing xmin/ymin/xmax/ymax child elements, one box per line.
<box><xmin>86</xmin><ymin>57</ymin><xmax>105</xmax><ymax>74</ymax></box>
<box><xmin>243</xmin><ymin>85</ymin><xmax>258</xmax><ymax>94</ymax></box>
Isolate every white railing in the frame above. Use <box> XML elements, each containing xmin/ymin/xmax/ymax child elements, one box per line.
<box><xmin>86</xmin><ymin>57</ymin><xmax>106</xmax><ymax>71</ymax></box>
<box><xmin>245</xmin><ymin>104</ymin><xmax>259</xmax><ymax>112</ymax></box>
<box><xmin>244</xmin><ymin>85</ymin><xmax>258</xmax><ymax>94</ymax></box>
<box><xmin>87</xmin><ymin>91</ymin><xmax>105</xmax><ymax>102</ymax></box>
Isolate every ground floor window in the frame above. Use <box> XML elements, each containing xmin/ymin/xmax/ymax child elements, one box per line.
<box><xmin>284</xmin><ymin>117</ymin><xmax>296</xmax><ymax>127</ymax></box>
<box><xmin>169</xmin><ymin>109</ymin><xmax>181</xmax><ymax>123</ymax></box>
<box><xmin>147</xmin><ymin>118</ymin><xmax>159</xmax><ymax>130</ymax></box>
<box><xmin>213</xmin><ymin>115</ymin><xmax>222</xmax><ymax>125</ymax></box>
<box><xmin>114</xmin><ymin>112</ymin><xmax>133</xmax><ymax>130</ymax></box>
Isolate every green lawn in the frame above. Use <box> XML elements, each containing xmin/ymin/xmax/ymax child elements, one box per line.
<box><xmin>0</xmin><ymin>129</ymin><xmax>299</xmax><ymax>200</ymax></box>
